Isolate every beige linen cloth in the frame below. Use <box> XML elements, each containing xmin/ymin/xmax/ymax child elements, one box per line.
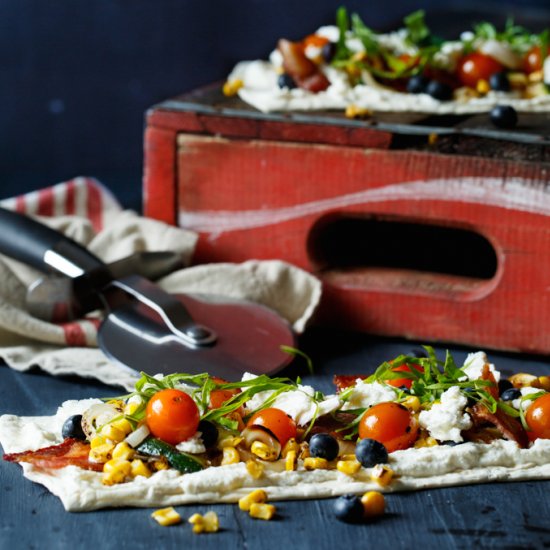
<box><xmin>0</xmin><ymin>178</ymin><xmax>321</xmax><ymax>390</ymax></box>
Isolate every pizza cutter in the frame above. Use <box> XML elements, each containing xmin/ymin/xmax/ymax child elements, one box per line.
<box><xmin>0</xmin><ymin>207</ymin><xmax>295</xmax><ymax>380</ymax></box>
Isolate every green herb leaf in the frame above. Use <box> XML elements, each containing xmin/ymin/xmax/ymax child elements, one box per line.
<box><xmin>404</xmin><ymin>10</ymin><xmax>430</xmax><ymax>45</ymax></box>
<box><xmin>333</xmin><ymin>6</ymin><xmax>352</xmax><ymax>62</ymax></box>
<box><xmin>280</xmin><ymin>345</ymin><xmax>314</xmax><ymax>375</ymax></box>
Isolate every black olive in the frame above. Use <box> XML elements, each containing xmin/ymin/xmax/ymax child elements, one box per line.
<box><xmin>490</xmin><ymin>105</ymin><xmax>518</xmax><ymax>129</ymax></box>
<box><xmin>197</xmin><ymin>420</ymin><xmax>218</xmax><ymax>449</ymax></box>
<box><xmin>333</xmin><ymin>494</ymin><xmax>364</xmax><ymax>523</ymax></box>
<box><xmin>489</xmin><ymin>72</ymin><xmax>511</xmax><ymax>92</ymax></box>
<box><xmin>426</xmin><ymin>80</ymin><xmax>453</xmax><ymax>101</ymax></box>
<box><xmin>278</xmin><ymin>73</ymin><xmax>297</xmax><ymax>90</ymax></box>
<box><xmin>355</xmin><ymin>438</ymin><xmax>388</xmax><ymax>468</ymax></box>
<box><xmin>407</xmin><ymin>74</ymin><xmax>429</xmax><ymax>94</ymax></box>
<box><xmin>498</xmin><ymin>379</ymin><xmax>514</xmax><ymax>394</ymax></box>
<box><xmin>61</xmin><ymin>414</ymin><xmax>86</xmax><ymax>440</ymax></box>
<box><xmin>309</xmin><ymin>433</ymin><xmax>339</xmax><ymax>461</ymax></box>
<box><xmin>321</xmin><ymin>41</ymin><xmax>336</xmax><ymax>63</ymax></box>
<box><xmin>501</xmin><ymin>388</ymin><xmax>522</xmax><ymax>401</ymax></box>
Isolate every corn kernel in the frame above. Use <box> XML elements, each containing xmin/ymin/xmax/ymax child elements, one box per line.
<box><xmin>370</xmin><ymin>464</ymin><xmax>394</xmax><ymax>487</ymax></box>
<box><xmin>401</xmin><ymin>395</ymin><xmax>421</xmax><ymax>413</ymax></box>
<box><xmin>238</xmin><ymin>489</ymin><xmax>268</xmax><ymax>511</ymax></box>
<box><xmin>285</xmin><ymin>450</ymin><xmax>298</xmax><ymax>471</ymax></box>
<box><xmin>537</xmin><ymin>376</ymin><xmax>550</xmax><ymax>391</ymax></box>
<box><xmin>525</xmin><ymin>82</ymin><xmax>548</xmax><ymax>99</ymax></box>
<box><xmin>361</xmin><ymin>491</ymin><xmax>385</xmax><ymax>519</ymax></box>
<box><xmin>303</xmin><ymin>457</ymin><xmax>329</xmax><ymax>471</ymax></box>
<box><xmin>340</xmin><ymin>453</ymin><xmax>357</xmax><ymax>461</ymax></box>
<box><xmin>188</xmin><ymin>511</ymin><xmax>219</xmax><ymax>533</ymax></box>
<box><xmin>131</xmin><ymin>459</ymin><xmax>152</xmax><ymax>478</ymax></box>
<box><xmin>106</xmin><ymin>399</ymin><xmax>124</xmax><ymax>410</ymax></box>
<box><xmin>102</xmin><ymin>459</ymin><xmax>132</xmax><ymax>485</ymax></box>
<box><xmin>218</xmin><ymin>436</ymin><xmax>243</xmax><ymax>449</ymax></box>
<box><xmin>510</xmin><ymin>373</ymin><xmax>539</xmax><ymax>388</ymax></box>
<box><xmin>222</xmin><ymin>79</ymin><xmax>243</xmax><ymax>97</ymax></box>
<box><xmin>221</xmin><ymin>446</ymin><xmax>240</xmax><ymax>465</ymax></box>
<box><xmin>250</xmin><ymin>441</ymin><xmax>278</xmax><ymax>461</ymax></box>
<box><xmin>110</xmin><ymin>418</ymin><xmax>133</xmax><ymax>436</ymax></box>
<box><xmin>345</xmin><ymin>104</ymin><xmax>372</xmax><ymax>119</ymax></box>
<box><xmin>88</xmin><ymin>443</ymin><xmax>115</xmax><ymax>464</ymax></box>
<box><xmin>528</xmin><ymin>70</ymin><xmax>543</xmax><ymax>83</ymax></box>
<box><xmin>281</xmin><ymin>438</ymin><xmax>299</xmax><ymax>458</ymax></box>
<box><xmin>151</xmin><ymin>507</ymin><xmax>182</xmax><ymax>526</ymax></box>
<box><xmin>336</xmin><ymin>459</ymin><xmax>361</xmax><ymax>476</ymax></box>
<box><xmin>299</xmin><ymin>442</ymin><xmax>310</xmax><ymax>459</ymax></box>
<box><xmin>414</xmin><ymin>436</ymin><xmax>439</xmax><ymax>449</ymax></box>
<box><xmin>124</xmin><ymin>401</ymin><xmax>142</xmax><ymax>416</ymax></box>
<box><xmin>476</xmin><ymin>79</ymin><xmax>490</xmax><ymax>94</ymax></box>
<box><xmin>249</xmin><ymin>503</ymin><xmax>276</xmax><ymax>521</ymax></box>
<box><xmin>428</xmin><ymin>133</ymin><xmax>438</xmax><ymax>145</ymax></box>
<box><xmin>90</xmin><ymin>435</ymin><xmax>107</xmax><ymax>449</ymax></box>
<box><xmin>152</xmin><ymin>457</ymin><xmax>170</xmax><ymax>471</ymax></box>
<box><xmin>245</xmin><ymin>459</ymin><xmax>264</xmax><ymax>479</ymax></box>
<box><xmin>112</xmin><ymin>442</ymin><xmax>135</xmax><ymax>461</ymax></box>
<box><xmin>508</xmin><ymin>72</ymin><xmax>528</xmax><ymax>89</ymax></box>
<box><xmin>99</xmin><ymin>424</ymin><xmax>126</xmax><ymax>443</ymax></box>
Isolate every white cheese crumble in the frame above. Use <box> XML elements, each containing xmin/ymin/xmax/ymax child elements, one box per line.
<box><xmin>462</xmin><ymin>351</ymin><xmax>501</xmax><ymax>382</ymax></box>
<box><xmin>176</xmin><ymin>433</ymin><xmax>206</xmax><ymax>454</ymax></box>
<box><xmin>340</xmin><ymin>380</ymin><xmax>397</xmax><ymax>411</ymax></box>
<box><xmin>419</xmin><ymin>386</ymin><xmax>472</xmax><ymax>443</ymax></box>
<box><xmin>511</xmin><ymin>387</ymin><xmax>543</xmax><ymax>412</ymax></box>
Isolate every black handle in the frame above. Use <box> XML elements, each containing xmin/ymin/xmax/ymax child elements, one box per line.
<box><xmin>0</xmin><ymin>207</ymin><xmax>112</xmax><ymax>290</ymax></box>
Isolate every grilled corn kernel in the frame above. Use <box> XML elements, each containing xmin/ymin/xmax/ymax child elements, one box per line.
<box><xmin>525</xmin><ymin>82</ymin><xmax>548</xmax><ymax>98</ymax></box>
<box><xmin>414</xmin><ymin>436</ymin><xmax>439</xmax><ymax>449</ymax></box>
<box><xmin>528</xmin><ymin>70</ymin><xmax>543</xmax><ymax>83</ymax></box>
<box><xmin>249</xmin><ymin>503</ymin><xmax>276</xmax><ymax>521</ymax></box>
<box><xmin>285</xmin><ymin>449</ymin><xmax>298</xmax><ymax>471</ymax></box>
<box><xmin>238</xmin><ymin>489</ymin><xmax>268</xmax><ymax>511</ymax></box>
<box><xmin>304</xmin><ymin>457</ymin><xmax>329</xmax><ymax>471</ymax></box>
<box><xmin>124</xmin><ymin>401</ymin><xmax>142</xmax><ymax>415</ymax></box>
<box><xmin>222</xmin><ymin>79</ymin><xmax>243</xmax><ymax>97</ymax></box>
<box><xmin>89</xmin><ymin>442</ymin><xmax>115</xmax><ymax>463</ymax></box>
<box><xmin>90</xmin><ymin>435</ymin><xmax>107</xmax><ymax>449</ymax></box>
<box><xmin>99</xmin><ymin>424</ymin><xmax>126</xmax><ymax>443</ymax></box>
<box><xmin>221</xmin><ymin>446</ymin><xmax>240</xmax><ymax>465</ymax></box>
<box><xmin>112</xmin><ymin>442</ymin><xmax>135</xmax><ymax>461</ymax></box>
<box><xmin>537</xmin><ymin>376</ymin><xmax>550</xmax><ymax>391</ymax></box>
<box><xmin>188</xmin><ymin>511</ymin><xmax>219</xmax><ymax>533</ymax></box>
<box><xmin>152</xmin><ymin>457</ymin><xmax>170</xmax><ymax>471</ymax></box>
<box><xmin>102</xmin><ymin>459</ymin><xmax>132</xmax><ymax>485</ymax></box>
<box><xmin>401</xmin><ymin>395</ymin><xmax>421</xmax><ymax>413</ymax></box>
<box><xmin>510</xmin><ymin>373</ymin><xmax>539</xmax><ymax>388</ymax></box>
<box><xmin>476</xmin><ymin>79</ymin><xmax>490</xmax><ymax>94</ymax></box>
<box><xmin>151</xmin><ymin>507</ymin><xmax>182</xmax><ymax>526</ymax></box>
<box><xmin>245</xmin><ymin>459</ymin><xmax>264</xmax><ymax>479</ymax></box>
<box><xmin>428</xmin><ymin>132</ymin><xmax>439</xmax><ymax>145</ymax></box>
<box><xmin>131</xmin><ymin>459</ymin><xmax>152</xmax><ymax>478</ymax></box>
<box><xmin>110</xmin><ymin>418</ymin><xmax>133</xmax><ymax>436</ymax></box>
<box><xmin>299</xmin><ymin>442</ymin><xmax>310</xmax><ymax>459</ymax></box>
<box><xmin>370</xmin><ymin>464</ymin><xmax>394</xmax><ymax>487</ymax></box>
<box><xmin>250</xmin><ymin>441</ymin><xmax>279</xmax><ymax>461</ymax></box>
<box><xmin>281</xmin><ymin>437</ymin><xmax>299</xmax><ymax>458</ymax></box>
<box><xmin>336</xmin><ymin>459</ymin><xmax>361</xmax><ymax>476</ymax></box>
<box><xmin>361</xmin><ymin>491</ymin><xmax>385</xmax><ymax>519</ymax></box>
<box><xmin>508</xmin><ymin>72</ymin><xmax>528</xmax><ymax>89</ymax></box>
<box><xmin>218</xmin><ymin>436</ymin><xmax>243</xmax><ymax>449</ymax></box>
<box><xmin>345</xmin><ymin>104</ymin><xmax>372</xmax><ymax>119</ymax></box>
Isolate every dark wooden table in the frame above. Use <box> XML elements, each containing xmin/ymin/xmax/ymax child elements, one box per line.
<box><xmin>1</xmin><ymin>328</ymin><xmax>549</xmax><ymax>550</ymax></box>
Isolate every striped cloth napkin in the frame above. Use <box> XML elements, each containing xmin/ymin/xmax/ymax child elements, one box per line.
<box><xmin>0</xmin><ymin>178</ymin><xmax>321</xmax><ymax>389</ymax></box>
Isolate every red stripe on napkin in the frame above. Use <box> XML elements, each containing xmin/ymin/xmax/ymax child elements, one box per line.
<box><xmin>59</xmin><ymin>322</ymin><xmax>88</xmax><ymax>347</ymax></box>
<box><xmin>86</xmin><ymin>178</ymin><xmax>103</xmax><ymax>232</ymax></box>
<box><xmin>37</xmin><ymin>187</ymin><xmax>54</xmax><ymax>217</ymax></box>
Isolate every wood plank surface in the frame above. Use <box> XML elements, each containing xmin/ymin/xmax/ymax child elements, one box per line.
<box><xmin>1</xmin><ymin>330</ymin><xmax>550</xmax><ymax>550</ymax></box>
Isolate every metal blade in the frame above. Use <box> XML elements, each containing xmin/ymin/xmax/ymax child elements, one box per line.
<box><xmin>97</xmin><ymin>293</ymin><xmax>295</xmax><ymax>380</ymax></box>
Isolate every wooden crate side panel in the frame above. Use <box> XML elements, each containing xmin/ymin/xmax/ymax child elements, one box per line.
<box><xmin>176</xmin><ymin>135</ymin><xmax>550</xmax><ymax>353</ymax></box>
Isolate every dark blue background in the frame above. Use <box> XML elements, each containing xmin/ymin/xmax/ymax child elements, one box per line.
<box><xmin>1</xmin><ymin>0</ymin><xmax>549</xmax><ymax>209</ymax></box>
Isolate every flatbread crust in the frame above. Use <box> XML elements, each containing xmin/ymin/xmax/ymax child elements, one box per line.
<box><xmin>2</xmin><ymin>399</ymin><xmax>549</xmax><ymax>512</ymax></box>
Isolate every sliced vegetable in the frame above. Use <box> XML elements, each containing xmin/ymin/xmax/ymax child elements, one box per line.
<box><xmin>136</xmin><ymin>438</ymin><xmax>203</xmax><ymax>473</ymax></box>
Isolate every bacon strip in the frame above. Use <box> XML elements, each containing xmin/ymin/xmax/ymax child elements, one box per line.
<box><xmin>467</xmin><ymin>403</ymin><xmax>529</xmax><ymax>449</ymax></box>
<box><xmin>333</xmin><ymin>375</ymin><xmax>367</xmax><ymax>392</ymax></box>
<box><xmin>3</xmin><ymin>438</ymin><xmax>103</xmax><ymax>472</ymax></box>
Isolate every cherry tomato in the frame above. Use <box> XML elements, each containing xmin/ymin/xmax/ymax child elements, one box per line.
<box><xmin>456</xmin><ymin>52</ymin><xmax>504</xmax><ymax>88</ymax></box>
<box><xmin>146</xmin><ymin>389</ymin><xmax>200</xmax><ymax>445</ymax></box>
<box><xmin>209</xmin><ymin>389</ymin><xmax>239</xmax><ymax>410</ymax></box>
<box><xmin>247</xmin><ymin>407</ymin><xmax>297</xmax><ymax>447</ymax></box>
<box><xmin>384</xmin><ymin>363</ymin><xmax>423</xmax><ymax>389</ymax></box>
<box><xmin>358</xmin><ymin>402</ymin><xmax>419</xmax><ymax>453</ymax></box>
<box><xmin>525</xmin><ymin>393</ymin><xmax>550</xmax><ymax>440</ymax></box>
<box><xmin>524</xmin><ymin>46</ymin><xmax>543</xmax><ymax>74</ymax></box>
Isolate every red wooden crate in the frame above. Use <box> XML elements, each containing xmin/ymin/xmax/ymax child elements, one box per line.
<box><xmin>144</xmin><ymin>85</ymin><xmax>550</xmax><ymax>354</ymax></box>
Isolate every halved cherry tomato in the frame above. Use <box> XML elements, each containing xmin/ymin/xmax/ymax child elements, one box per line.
<box><xmin>456</xmin><ymin>52</ymin><xmax>504</xmax><ymax>88</ymax></box>
<box><xmin>384</xmin><ymin>363</ymin><xmax>423</xmax><ymax>390</ymax></box>
<box><xmin>358</xmin><ymin>402</ymin><xmax>419</xmax><ymax>453</ymax></box>
<box><xmin>247</xmin><ymin>407</ymin><xmax>297</xmax><ymax>447</ymax></box>
<box><xmin>146</xmin><ymin>389</ymin><xmax>200</xmax><ymax>445</ymax></box>
<box><xmin>525</xmin><ymin>393</ymin><xmax>550</xmax><ymax>440</ymax></box>
<box><xmin>524</xmin><ymin>45</ymin><xmax>543</xmax><ymax>74</ymax></box>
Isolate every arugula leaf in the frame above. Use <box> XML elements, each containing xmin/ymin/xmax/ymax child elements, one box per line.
<box><xmin>280</xmin><ymin>345</ymin><xmax>314</xmax><ymax>375</ymax></box>
<box><xmin>404</xmin><ymin>10</ymin><xmax>430</xmax><ymax>45</ymax></box>
<box><xmin>333</xmin><ymin>6</ymin><xmax>352</xmax><ymax>62</ymax></box>
<box><xmin>351</xmin><ymin>13</ymin><xmax>380</xmax><ymax>55</ymax></box>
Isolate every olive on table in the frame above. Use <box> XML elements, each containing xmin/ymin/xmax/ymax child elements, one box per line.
<box><xmin>61</xmin><ymin>414</ymin><xmax>86</xmax><ymax>440</ymax></box>
<box><xmin>355</xmin><ymin>438</ymin><xmax>389</xmax><ymax>468</ymax></box>
<box><xmin>309</xmin><ymin>433</ymin><xmax>339</xmax><ymax>461</ymax></box>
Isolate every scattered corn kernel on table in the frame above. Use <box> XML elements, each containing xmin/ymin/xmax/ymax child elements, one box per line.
<box><xmin>1</xmin><ymin>328</ymin><xmax>550</xmax><ymax>549</ymax></box>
